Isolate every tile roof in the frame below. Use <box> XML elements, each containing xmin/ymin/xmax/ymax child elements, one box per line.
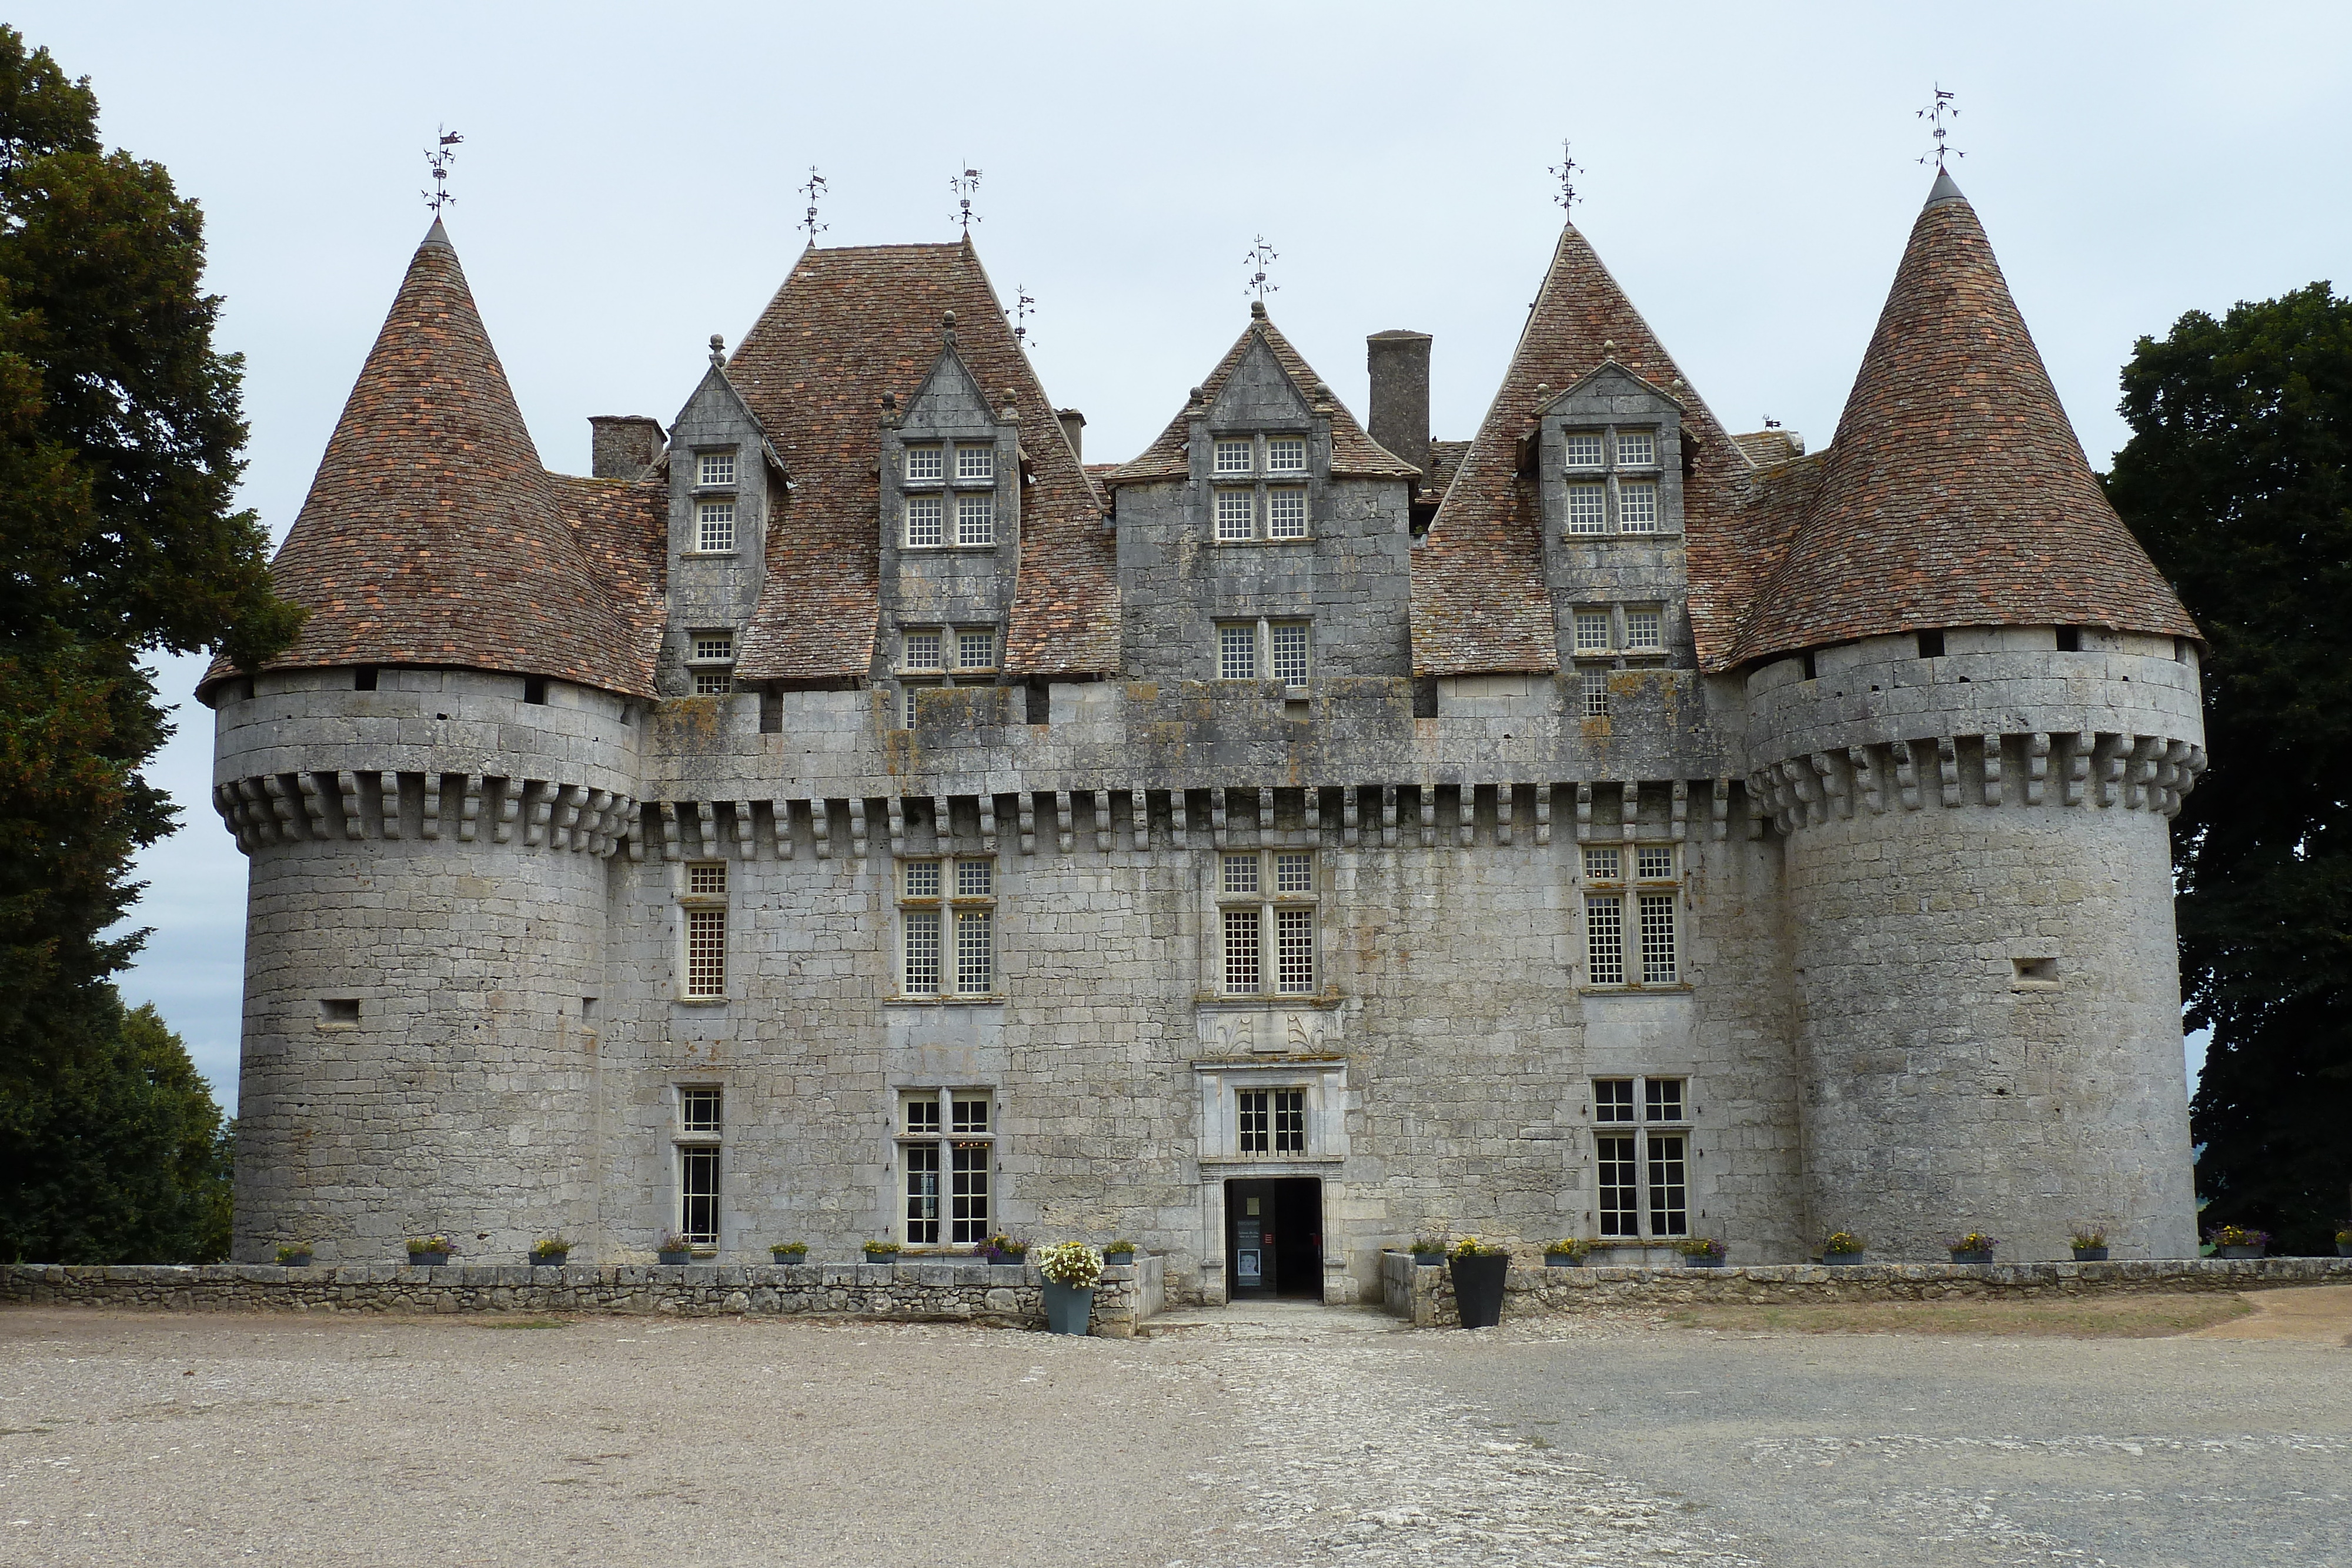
<box><xmin>1108</xmin><ymin>309</ymin><xmax>1422</xmax><ymax>486</ymax></box>
<box><xmin>1731</xmin><ymin>429</ymin><xmax>1806</xmax><ymax>468</ymax></box>
<box><xmin>1415</xmin><ymin>439</ymin><xmax>1473</xmax><ymax>513</ymax></box>
<box><xmin>1730</xmin><ymin>178</ymin><xmax>2197</xmax><ymax>664</ymax></box>
<box><xmin>203</xmin><ymin>222</ymin><xmax>649</xmax><ymax>698</ymax></box>
<box><xmin>548</xmin><ymin>474</ymin><xmax>667</xmax><ymax>692</ymax></box>
<box><xmin>1410</xmin><ymin>224</ymin><xmax>1754</xmax><ymax>676</ymax></box>
<box><xmin>727</xmin><ymin>239</ymin><xmax>1117</xmax><ymax>682</ymax></box>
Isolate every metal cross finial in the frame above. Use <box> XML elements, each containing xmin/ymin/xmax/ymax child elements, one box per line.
<box><xmin>797</xmin><ymin>166</ymin><xmax>828</xmax><ymax>244</ymax></box>
<box><xmin>1007</xmin><ymin>285</ymin><xmax>1037</xmax><ymax>350</ymax></box>
<box><xmin>1549</xmin><ymin>139</ymin><xmax>1582</xmax><ymax>216</ymax></box>
<box><xmin>1917</xmin><ymin>85</ymin><xmax>1963</xmax><ymax>172</ymax></box>
<box><xmin>1244</xmin><ymin>236</ymin><xmax>1278</xmax><ymax>301</ymax></box>
<box><xmin>423</xmin><ymin>126</ymin><xmax>462</xmax><ymax>215</ymax></box>
<box><xmin>950</xmin><ymin>165</ymin><xmax>983</xmax><ymax>232</ymax></box>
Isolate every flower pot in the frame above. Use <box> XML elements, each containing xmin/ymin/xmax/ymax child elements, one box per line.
<box><xmin>1409</xmin><ymin>1251</ymin><xmax>1446</xmax><ymax>1268</ymax></box>
<box><xmin>1682</xmin><ymin>1255</ymin><xmax>1725</xmax><ymax>1268</ymax></box>
<box><xmin>1820</xmin><ymin>1252</ymin><xmax>1865</xmax><ymax>1266</ymax></box>
<box><xmin>1949</xmin><ymin>1250</ymin><xmax>1994</xmax><ymax>1265</ymax></box>
<box><xmin>657</xmin><ymin>1250</ymin><xmax>691</xmax><ymax>1265</ymax></box>
<box><xmin>1103</xmin><ymin>1254</ymin><xmax>1136</xmax><ymax>1270</ymax></box>
<box><xmin>1449</xmin><ymin>1253</ymin><xmax>1509</xmax><ymax>1329</ymax></box>
<box><xmin>2072</xmin><ymin>1246</ymin><xmax>2109</xmax><ymax>1262</ymax></box>
<box><xmin>2337</xmin><ymin>1242</ymin><xmax>2352</xmax><ymax>1258</ymax></box>
<box><xmin>2217</xmin><ymin>1245</ymin><xmax>2265</xmax><ymax>1259</ymax></box>
<box><xmin>1042</xmin><ymin>1279</ymin><xmax>1094</xmax><ymax>1336</ymax></box>
<box><xmin>530</xmin><ymin>1252</ymin><xmax>569</xmax><ymax>1269</ymax></box>
<box><xmin>280</xmin><ymin>1253</ymin><xmax>315</xmax><ymax>1269</ymax></box>
<box><xmin>1542</xmin><ymin>1253</ymin><xmax>1583</xmax><ymax>1269</ymax></box>
<box><xmin>407</xmin><ymin>1251</ymin><xmax>450</xmax><ymax>1268</ymax></box>
<box><xmin>771</xmin><ymin>1252</ymin><xmax>807</xmax><ymax>1266</ymax></box>
<box><xmin>863</xmin><ymin>1251</ymin><xmax>898</xmax><ymax>1266</ymax></box>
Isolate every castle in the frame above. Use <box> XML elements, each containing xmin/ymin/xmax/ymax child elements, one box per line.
<box><xmin>205</xmin><ymin>170</ymin><xmax>2207</xmax><ymax>1300</ymax></box>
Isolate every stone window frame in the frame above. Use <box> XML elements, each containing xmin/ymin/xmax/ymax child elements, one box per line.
<box><xmin>693</xmin><ymin>447</ymin><xmax>739</xmax><ymax>490</ymax></box>
<box><xmin>1555</xmin><ymin>422</ymin><xmax>1663</xmax><ymax>538</ymax></box>
<box><xmin>1214</xmin><ymin>617</ymin><xmax>1312</xmax><ymax>692</ymax></box>
<box><xmin>897</xmin><ymin>855</ymin><xmax>1000</xmax><ymax>1001</ymax></box>
<box><xmin>692</xmin><ymin>497</ymin><xmax>738</xmax><ymax>555</ymax></box>
<box><xmin>1576</xmin><ymin>841</ymin><xmax>1684</xmax><ymax>992</ymax></box>
<box><xmin>896</xmin><ymin>1086</ymin><xmax>996</xmax><ymax>1247</ymax></box>
<box><xmin>1588</xmin><ymin>1074</ymin><xmax>1692</xmax><ymax>1239</ymax></box>
<box><xmin>674</xmin><ymin>1083</ymin><xmax>723</xmax><ymax>1251</ymax></box>
<box><xmin>687</xmin><ymin>628</ymin><xmax>736</xmax><ymax>696</ymax></box>
<box><xmin>1537</xmin><ymin>373</ymin><xmax>1686</xmax><ymax>543</ymax></box>
<box><xmin>893</xmin><ymin>430</ymin><xmax>1010</xmax><ymax>554</ymax></box>
<box><xmin>1193</xmin><ymin>1058</ymin><xmax>1348</xmax><ymax>1167</ymax></box>
<box><xmin>894</xmin><ymin>623</ymin><xmax>1001</xmax><ymax>728</ymax></box>
<box><xmin>1205</xmin><ymin>432</ymin><xmax>1316</xmax><ymax>546</ymax></box>
<box><xmin>1237</xmin><ymin>1086</ymin><xmax>1307</xmax><ymax>1155</ymax></box>
<box><xmin>1214</xmin><ymin>847</ymin><xmax>1319</xmax><ymax>998</ymax></box>
<box><xmin>679</xmin><ymin>860</ymin><xmax>729</xmax><ymax>1002</ymax></box>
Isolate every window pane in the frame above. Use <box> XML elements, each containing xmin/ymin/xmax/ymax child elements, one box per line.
<box><xmin>1220</xmin><ymin>624</ymin><xmax>1257</xmax><ymax>680</ymax></box>
<box><xmin>955</xmin><ymin>859</ymin><xmax>993</xmax><ymax>898</ymax></box>
<box><xmin>1625</xmin><ymin>609</ymin><xmax>1663</xmax><ymax>650</ymax></box>
<box><xmin>1267</xmin><ymin>487</ymin><xmax>1308</xmax><ymax>538</ymax></box>
<box><xmin>1269</xmin><ymin>623</ymin><xmax>1309</xmax><ymax>686</ymax></box>
<box><xmin>957</xmin><ymin>628</ymin><xmax>995</xmax><ymax>668</ymax></box>
<box><xmin>1566</xmin><ymin>482</ymin><xmax>1606</xmax><ymax>534</ymax></box>
<box><xmin>1586</xmin><ymin>894</ymin><xmax>1623</xmax><ymax>985</ymax></box>
<box><xmin>1575</xmin><ymin>610</ymin><xmax>1611</xmax><ymax>651</ymax></box>
<box><xmin>1645</xmin><ymin>1078</ymin><xmax>1686</xmax><ymax>1122</ymax></box>
<box><xmin>1276</xmin><ymin>907</ymin><xmax>1314</xmax><ymax>993</ymax></box>
<box><xmin>687</xmin><ymin>861</ymin><xmax>728</xmax><ymax>895</ymax></box>
<box><xmin>1214</xmin><ymin>439</ymin><xmax>1252</xmax><ymax>474</ymax></box>
<box><xmin>1239</xmin><ymin>1089</ymin><xmax>1268</xmax><ymax>1152</ymax></box>
<box><xmin>680</xmin><ymin>1088</ymin><xmax>721</xmax><ymax>1133</ymax></box>
<box><xmin>903</xmin><ymin>683</ymin><xmax>926</xmax><ymax>728</ymax></box>
<box><xmin>950</xmin><ymin>1144</ymin><xmax>991</xmax><ymax>1243</ymax></box>
<box><xmin>903</xmin><ymin>860</ymin><xmax>941</xmax><ymax>898</ymax></box>
<box><xmin>1563</xmin><ymin>433</ymin><xmax>1603</xmax><ymax>469</ymax></box>
<box><xmin>1637</xmin><ymin>846</ymin><xmax>1674</xmax><ymax>880</ymax></box>
<box><xmin>1215</xmin><ymin>488</ymin><xmax>1255</xmax><ymax>540</ymax></box>
<box><xmin>692</xmin><ymin>632</ymin><xmax>734</xmax><ymax>662</ymax></box>
<box><xmin>956</xmin><ymin>910</ymin><xmax>993</xmax><ymax>994</ymax></box>
<box><xmin>905</xmin><ymin>1096</ymin><xmax>941</xmax><ymax>1135</ymax></box>
<box><xmin>951</xmin><ymin>1096</ymin><xmax>990</xmax><ymax>1134</ymax></box>
<box><xmin>904</xmin><ymin>446</ymin><xmax>943</xmax><ymax>481</ymax></box>
<box><xmin>1223</xmin><ymin>907</ymin><xmax>1261</xmax><ymax>993</ymax></box>
<box><xmin>903</xmin><ymin>632</ymin><xmax>941</xmax><ymax>669</ymax></box>
<box><xmin>697</xmin><ymin>450</ymin><xmax>737</xmax><ymax>487</ymax></box>
<box><xmin>957</xmin><ymin>492</ymin><xmax>994</xmax><ymax>546</ymax></box>
<box><xmin>686</xmin><ymin>909</ymin><xmax>726</xmax><ymax>997</ymax></box>
<box><xmin>1648</xmin><ymin>1134</ymin><xmax>1688</xmax><ymax>1235</ymax></box>
<box><xmin>1267</xmin><ymin>438</ymin><xmax>1306</xmax><ymax>474</ymax></box>
<box><xmin>1222</xmin><ymin>853</ymin><xmax>1259</xmax><ymax>894</ymax></box>
<box><xmin>697</xmin><ymin>500</ymin><xmax>737</xmax><ymax>553</ymax></box>
<box><xmin>1583</xmin><ymin>670</ymin><xmax>1611</xmax><ymax>717</ymax></box>
<box><xmin>693</xmin><ymin>671</ymin><xmax>734</xmax><ymax>696</ymax></box>
<box><xmin>904</xmin><ymin>1142</ymin><xmax>940</xmax><ymax>1243</ymax></box>
<box><xmin>1596</xmin><ymin>1134</ymin><xmax>1637</xmax><ymax>1237</ymax></box>
<box><xmin>1619</xmin><ymin>480</ymin><xmax>1658</xmax><ymax>533</ymax></box>
<box><xmin>1593</xmin><ymin>1078</ymin><xmax>1635</xmax><ymax>1122</ymax></box>
<box><xmin>1275</xmin><ymin>852</ymin><xmax>1312</xmax><ymax>892</ymax></box>
<box><xmin>1274</xmin><ymin>1089</ymin><xmax>1305</xmax><ymax>1152</ymax></box>
<box><xmin>1615</xmin><ymin>430</ymin><xmax>1656</xmax><ymax>468</ymax></box>
<box><xmin>680</xmin><ymin>1147</ymin><xmax>720</xmax><ymax>1245</ymax></box>
<box><xmin>1639</xmin><ymin>892</ymin><xmax>1678</xmax><ymax>984</ymax></box>
<box><xmin>904</xmin><ymin>909</ymin><xmax>940</xmax><ymax>994</ymax></box>
<box><xmin>906</xmin><ymin>495</ymin><xmax>943</xmax><ymax>547</ymax></box>
<box><xmin>1583</xmin><ymin>847</ymin><xmax>1621</xmax><ymax>881</ymax></box>
<box><xmin>956</xmin><ymin>444</ymin><xmax>994</xmax><ymax>481</ymax></box>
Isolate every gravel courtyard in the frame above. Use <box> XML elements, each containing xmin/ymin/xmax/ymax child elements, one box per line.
<box><xmin>3</xmin><ymin>1290</ymin><xmax>2347</xmax><ymax>1567</ymax></box>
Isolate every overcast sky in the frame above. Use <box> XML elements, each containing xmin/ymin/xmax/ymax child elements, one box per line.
<box><xmin>24</xmin><ymin>2</ymin><xmax>2348</xmax><ymax>1112</ymax></box>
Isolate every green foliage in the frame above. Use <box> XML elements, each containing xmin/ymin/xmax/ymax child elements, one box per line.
<box><xmin>2107</xmin><ymin>282</ymin><xmax>2352</xmax><ymax>1256</ymax></box>
<box><xmin>0</xmin><ymin>27</ymin><xmax>297</xmax><ymax>1259</ymax></box>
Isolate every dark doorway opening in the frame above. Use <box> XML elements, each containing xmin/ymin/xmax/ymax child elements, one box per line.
<box><xmin>1224</xmin><ymin>1176</ymin><xmax>1322</xmax><ymax>1300</ymax></box>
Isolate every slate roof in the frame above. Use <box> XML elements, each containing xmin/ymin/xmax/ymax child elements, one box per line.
<box><xmin>727</xmin><ymin>239</ymin><xmax>1118</xmax><ymax>681</ymax></box>
<box><xmin>1108</xmin><ymin>308</ymin><xmax>1422</xmax><ymax>486</ymax></box>
<box><xmin>203</xmin><ymin>222</ymin><xmax>651</xmax><ymax>698</ymax></box>
<box><xmin>1730</xmin><ymin>176</ymin><xmax>2197</xmax><ymax>663</ymax></box>
<box><xmin>1409</xmin><ymin>224</ymin><xmax>1755</xmax><ymax>676</ymax></box>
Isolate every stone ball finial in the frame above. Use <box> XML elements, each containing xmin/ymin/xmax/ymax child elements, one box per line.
<box><xmin>881</xmin><ymin>392</ymin><xmax>897</xmax><ymax>412</ymax></box>
<box><xmin>943</xmin><ymin>309</ymin><xmax>957</xmax><ymax>327</ymax></box>
<box><xmin>708</xmin><ymin>333</ymin><xmax>726</xmax><ymax>367</ymax></box>
<box><xmin>1601</xmin><ymin>338</ymin><xmax>1616</xmax><ymax>353</ymax></box>
<box><xmin>1250</xmin><ymin>300</ymin><xmax>1267</xmax><ymax>319</ymax></box>
<box><xmin>1188</xmin><ymin>386</ymin><xmax>1205</xmax><ymax>406</ymax></box>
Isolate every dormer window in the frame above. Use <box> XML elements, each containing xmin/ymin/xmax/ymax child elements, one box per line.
<box><xmin>956</xmin><ymin>444</ymin><xmax>994</xmax><ymax>482</ymax></box>
<box><xmin>1214</xmin><ymin>439</ymin><xmax>1252</xmax><ymax>474</ymax></box>
<box><xmin>1207</xmin><ymin>433</ymin><xmax>1314</xmax><ymax>544</ymax></box>
<box><xmin>1615</xmin><ymin>430</ymin><xmax>1656</xmax><ymax>469</ymax></box>
<box><xmin>1566</xmin><ymin>483</ymin><xmax>1606</xmax><ymax>535</ymax></box>
<box><xmin>906</xmin><ymin>496</ymin><xmax>944</xmax><ymax>547</ymax></box>
<box><xmin>1216</xmin><ymin>489</ymin><xmax>1255</xmax><ymax>540</ymax></box>
<box><xmin>1266</xmin><ymin>438</ymin><xmax>1307</xmax><ymax>474</ymax></box>
<box><xmin>956</xmin><ymin>492</ymin><xmax>995</xmax><ymax>546</ymax></box>
<box><xmin>696</xmin><ymin>499</ymin><xmax>737</xmax><ymax>553</ymax></box>
<box><xmin>1620</xmin><ymin>480</ymin><xmax>1659</xmax><ymax>533</ymax></box>
<box><xmin>688</xmin><ymin>630</ymin><xmax>736</xmax><ymax>695</ymax></box>
<box><xmin>696</xmin><ymin>449</ymin><xmax>737</xmax><ymax>488</ymax></box>
<box><xmin>1217</xmin><ymin>618</ymin><xmax>1311</xmax><ymax>689</ymax></box>
<box><xmin>1563</xmin><ymin>433</ymin><xmax>1603</xmax><ymax>469</ymax></box>
<box><xmin>897</xmin><ymin>624</ymin><xmax>1000</xmax><ymax>727</ymax></box>
<box><xmin>905</xmin><ymin>445</ymin><xmax>944</xmax><ymax>481</ymax></box>
<box><xmin>1558</xmin><ymin>423</ymin><xmax>1668</xmax><ymax>537</ymax></box>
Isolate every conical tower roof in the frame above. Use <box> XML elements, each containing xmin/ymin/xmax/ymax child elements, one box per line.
<box><xmin>1731</xmin><ymin>177</ymin><xmax>2196</xmax><ymax>664</ymax></box>
<box><xmin>208</xmin><ymin>222</ymin><xmax>645</xmax><ymax>697</ymax></box>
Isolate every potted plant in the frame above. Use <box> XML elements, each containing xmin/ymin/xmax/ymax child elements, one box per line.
<box><xmin>1541</xmin><ymin>1238</ymin><xmax>1592</xmax><ymax>1268</ymax></box>
<box><xmin>406</xmin><ymin>1235</ymin><xmax>453</xmax><ymax>1266</ymax></box>
<box><xmin>1037</xmin><ymin>1241</ymin><xmax>1103</xmax><ymax>1335</ymax></box>
<box><xmin>1408</xmin><ymin>1232</ymin><xmax>1449</xmax><ymax>1267</ymax></box>
<box><xmin>2337</xmin><ymin>1226</ymin><xmax>2352</xmax><ymax>1260</ymax></box>
<box><xmin>2207</xmin><ymin>1224</ymin><xmax>2269</xmax><ymax>1260</ymax></box>
<box><xmin>1819</xmin><ymin>1231</ymin><xmax>1866</xmax><ymax>1265</ymax></box>
<box><xmin>980</xmin><ymin>1234</ymin><xmax>1027</xmax><ymax>1266</ymax></box>
<box><xmin>657</xmin><ymin>1232</ymin><xmax>695</xmax><ymax>1266</ymax></box>
<box><xmin>529</xmin><ymin>1235</ymin><xmax>572</xmax><ymax>1268</ymax></box>
<box><xmin>1102</xmin><ymin>1239</ymin><xmax>1138</xmax><ymax>1269</ymax></box>
<box><xmin>1946</xmin><ymin>1231</ymin><xmax>1999</xmax><ymax>1265</ymax></box>
<box><xmin>1676</xmin><ymin>1237</ymin><xmax>1727</xmax><ymax>1268</ymax></box>
<box><xmin>769</xmin><ymin>1242</ymin><xmax>808</xmax><ymax>1265</ymax></box>
<box><xmin>2070</xmin><ymin>1227</ymin><xmax>2109</xmax><ymax>1262</ymax></box>
<box><xmin>276</xmin><ymin>1243</ymin><xmax>315</xmax><ymax>1268</ymax></box>
<box><xmin>862</xmin><ymin>1238</ymin><xmax>901</xmax><ymax>1265</ymax></box>
<box><xmin>1447</xmin><ymin>1236</ymin><xmax>1511</xmax><ymax>1328</ymax></box>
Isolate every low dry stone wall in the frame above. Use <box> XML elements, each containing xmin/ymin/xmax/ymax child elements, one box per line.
<box><xmin>1379</xmin><ymin>1251</ymin><xmax>2352</xmax><ymax>1328</ymax></box>
<box><xmin>2</xmin><ymin>1255</ymin><xmax>1165</xmax><ymax>1338</ymax></box>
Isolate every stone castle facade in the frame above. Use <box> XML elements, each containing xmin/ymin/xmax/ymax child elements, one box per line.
<box><xmin>206</xmin><ymin>170</ymin><xmax>2207</xmax><ymax>1300</ymax></box>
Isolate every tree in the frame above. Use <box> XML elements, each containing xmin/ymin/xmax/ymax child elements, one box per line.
<box><xmin>2106</xmin><ymin>281</ymin><xmax>2352</xmax><ymax>1255</ymax></box>
<box><xmin>0</xmin><ymin>28</ymin><xmax>297</xmax><ymax>1259</ymax></box>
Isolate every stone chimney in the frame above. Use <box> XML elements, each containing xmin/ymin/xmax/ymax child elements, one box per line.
<box><xmin>1056</xmin><ymin>407</ymin><xmax>1086</xmax><ymax>464</ymax></box>
<box><xmin>589</xmin><ymin>415</ymin><xmax>665</xmax><ymax>479</ymax></box>
<box><xmin>1365</xmin><ymin>330</ymin><xmax>1432</xmax><ymax>477</ymax></box>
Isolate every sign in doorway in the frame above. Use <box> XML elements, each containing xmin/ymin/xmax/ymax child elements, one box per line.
<box><xmin>1224</xmin><ymin>1176</ymin><xmax>1322</xmax><ymax>1299</ymax></box>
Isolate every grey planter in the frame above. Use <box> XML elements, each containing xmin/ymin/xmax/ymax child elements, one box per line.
<box><xmin>863</xmin><ymin>1251</ymin><xmax>898</xmax><ymax>1266</ymax></box>
<box><xmin>1409</xmin><ymin>1251</ymin><xmax>1446</xmax><ymax>1268</ymax></box>
<box><xmin>1042</xmin><ymin>1279</ymin><xmax>1094</xmax><ymax>1335</ymax></box>
<box><xmin>1682</xmin><ymin>1255</ymin><xmax>1726</xmax><ymax>1268</ymax></box>
<box><xmin>407</xmin><ymin>1251</ymin><xmax>449</xmax><ymax>1267</ymax></box>
<box><xmin>1542</xmin><ymin>1253</ymin><xmax>1583</xmax><ymax>1269</ymax></box>
<box><xmin>530</xmin><ymin>1252</ymin><xmax>568</xmax><ymax>1268</ymax></box>
<box><xmin>2217</xmin><ymin>1245</ymin><xmax>2265</xmax><ymax>1259</ymax></box>
<box><xmin>770</xmin><ymin>1252</ymin><xmax>808</xmax><ymax>1266</ymax></box>
<box><xmin>1820</xmin><ymin>1252</ymin><xmax>1866</xmax><ymax>1266</ymax></box>
<box><xmin>2073</xmin><ymin>1246</ymin><xmax>2109</xmax><ymax>1262</ymax></box>
<box><xmin>279</xmin><ymin>1253</ymin><xmax>314</xmax><ymax>1269</ymax></box>
<box><xmin>657</xmin><ymin>1250</ymin><xmax>691</xmax><ymax>1265</ymax></box>
<box><xmin>1949</xmin><ymin>1250</ymin><xmax>1994</xmax><ymax>1265</ymax></box>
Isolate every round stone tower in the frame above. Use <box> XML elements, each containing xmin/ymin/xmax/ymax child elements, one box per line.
<box><xmin>202</xmin><ymin>222</ymin><xmax>652</xmax><ymax>1265</ymax></box>
<box><xmin>1736</xmin><ymin>173</ymin><xmax>2206</xmax><ymax>1262</ymax></box>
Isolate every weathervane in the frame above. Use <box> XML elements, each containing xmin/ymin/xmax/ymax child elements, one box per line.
<box><xmin>1244</xmin><ymin>235</ymin><xmax>1278</xmax><ymax>300</ymax></box>
<box><xmin>950</xmin><ymin>165</ymin><xmax>983</xmax><ymax>232</ymax></box>
<box><xmin>1549</xmin><ymin>139</ymin><xmax>1581</xmax><ymax>215</ymax></box>
<box><xmin>797</xmin><ymin>166</ymin><xmax>828</xmax><ymax>244</ymax></box>
<box><xmin>423</xmin><ymin>126</ymin><xmax>462</xmax><ymax>215</ymax></box>
<box><xmin>1917</xmin><ymin>85</ymin><xmax>1963</xmax><ymax>172</ymax></box>
<box><xmin>1007</xmin><ymin>285</ymin><xmax>1037</xmax><ymax>350</ymax></box>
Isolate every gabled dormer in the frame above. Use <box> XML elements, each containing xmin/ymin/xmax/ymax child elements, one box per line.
<box><xmin>1192</xmin><ymin>325</ymin><xmax>1328</xmax><ymax>546</ymax></box>
<box><xmin>661</xmin><ymin>341</ymin><xmax>783</xmax><ymax>697</ymax></box>
<box><xmin>1532</xmin><ymin>360</ymin><xmax>1688</xmax><ymax>543</ymax></box>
